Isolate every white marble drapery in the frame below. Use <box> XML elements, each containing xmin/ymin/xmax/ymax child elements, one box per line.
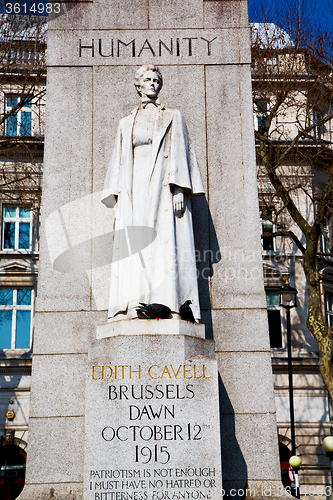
<box><xmin>102</xmin><ymin>105</ymin><xmax>204</xmax><ymax>321</ymax></box>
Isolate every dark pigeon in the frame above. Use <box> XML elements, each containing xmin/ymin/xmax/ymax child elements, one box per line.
<box><xmin>136</xmin><ymin>302</ymin><xmax>172</xmax><ymax>319</ymax></box>
<box><xmin>179</xmin><ymin>300</ymin><xmax>196</xmax><ymax>323</ymax></box>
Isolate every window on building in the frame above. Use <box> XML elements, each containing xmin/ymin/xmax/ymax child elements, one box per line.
<box><xmin>313</xmin><ymin>109</ymin><xmax>325</xmax><ymax>140</ymax></box>
<box><xmin>266</xmin><ymin>290</ymin><xmax>283</xmax><ymax>347</ymax></box>
<box><xmin>2</xmin><ymin>206</ymin><xmax>32</xmax><ymax>251</ymax></box>
<box><xmin>263</xmin><ymin>57</ymin><xmax>278</xmax><ymax>71</ymax></box>
<box><xmin>326</xmin><ymin>293</ymin><xmax>333</xmax><ymax>328</ymax></box>
<box><xmin>254</xmin><ymin>100</ymin><xmax>268</xmax><ymax>132</ymax></box>
<box><xmin>5</xmin><ymin>95</ymin><xmax>32</xmax><ymax>136</ymax></box>
<box><xmin>261</xmin><ymin>213</ymin><xmax>275</xmax><ymax>251</ymax></box>
<box><xmin>0</xmin><ymin>288</ymin><xmax>33</xmax><ymax>350</ymax></box>
<box><xmin>320</xmin><ymin>220</ymin><xmax>331</xmax><ymax>254</ymax></box>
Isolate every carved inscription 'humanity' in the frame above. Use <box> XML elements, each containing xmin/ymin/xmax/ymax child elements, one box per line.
<box><xmin>79</xmin><ymin>36</ymin><xmax>217</xmax><ymax>58</ymax></box>
<box><xmin>47</xmin><ymin>29</ymin><xmax>250</xmax><ymax>66</ymax></box>
<box><xmin>83</xmin><ymin>354</ymin><xmax>222</xmax><ymax>500</ymax></box>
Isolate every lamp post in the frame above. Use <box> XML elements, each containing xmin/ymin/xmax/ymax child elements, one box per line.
<box><xmin>279</xmin><ymin>279</ymin><xmax>300</xmax><ymax>497</ymax></box>
<box><xmin>289</xmin><ymin>455</ymin><xmax>302</xmax><ymax>498</ymax></box>
<box><xmin>322</xmin><ymin>436</ymin><xmax>333</xmax><ymax>492</ymax></box>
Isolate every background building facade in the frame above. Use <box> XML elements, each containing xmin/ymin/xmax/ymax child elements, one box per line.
<box><xmin>0</xmin><ymin>15</ymin><xmax>45</xmax><ymax>500</ymax></box>
<box><xmin>252</xmin><ymin>22</ymin><xmax>333</xmax><ymax>496</ymax></box>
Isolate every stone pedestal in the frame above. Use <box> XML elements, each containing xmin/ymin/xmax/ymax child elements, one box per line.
<box><xmin>84</xmin><ymin>331</ymin><xmax>222</xmax><ymax>500</ymax></box>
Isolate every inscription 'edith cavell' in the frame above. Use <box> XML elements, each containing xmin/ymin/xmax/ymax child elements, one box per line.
<box><xmin>92</xmin><ymin>364</ymin><xmax>212</xmax><ymax>381</ymax></box>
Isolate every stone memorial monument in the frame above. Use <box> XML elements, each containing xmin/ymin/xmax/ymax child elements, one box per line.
<box><xmin>20</xmin><ymin>1</ymin><xmax>286</xmax><ymax>499</ymax></box>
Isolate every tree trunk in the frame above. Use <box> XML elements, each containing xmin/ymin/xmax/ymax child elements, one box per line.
<box><xmin>303</xmin><ymin>239</ymin><xmax>333</xmax><ymax>399</ymax></box>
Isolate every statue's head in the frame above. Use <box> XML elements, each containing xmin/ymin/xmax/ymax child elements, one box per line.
<box><xmin>134</xmin><ymin>64</ymin><xmax>163</xmax><ymax>99</ymax></box>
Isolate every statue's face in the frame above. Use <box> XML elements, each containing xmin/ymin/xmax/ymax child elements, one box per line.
<box><xmin>138</xmin><ymin>70</ymin><xmax>161</xmax><ymax>99</ymax></box>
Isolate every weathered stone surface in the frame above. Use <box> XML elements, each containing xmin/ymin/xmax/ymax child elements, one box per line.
<box><xmin>19</xmin><ymin>483</ymin><xmax>83</xmax><ymax>500</ymax></box>
<box><xmin>30</xmin><ymin>354</ymin><xmax>86</xmax><ymax>417</ymax></box>
<box><xmin>205</xmin><ymin>63</ymin><xmax>265</xmax><ymax>309</ymax></box>
<box><xmin>90</xmin><ymin>334</ymin><xmax>216</xmax><ymax>363</ymax></box>
<box><xmin>203</xmin><ymin>1</ymin><xmax>249</xmax><ymax>29</ymax></box>
<box><xmin>221</xmin><ymin>413</ymin><xmax>281</xmax><ymax>482</ymax></box>
<box><xmin>24</xmin><ymin>417</ymin><xmax>85</xmax><ymax>484</ymax></box>
<box><xmin>216</xmin><ymin>351</ymin><xmax>275</xmax><ymax>414</ymax></box>
<box><xmin>149</xmin><ymin>0</ymin><xmax>204</xmax><ymax>29</ymax></box>
<box><xmin>33</xmin><ymin>311</ymin><xmax>106</xmax><ymax>354</ymax></box>
<box><xmin>48</xmin><ymin>0</ymin><xmax>249</xmax><ymax>33</ymax></box>
<box><xmin>96</xmin><ymin>319</ymin><xmax>205</xmax><ymax>339</ymax></box>
<box><xmin>84</xmin><ymin>335</ymin><xmax>222</xmax><ymax>500</ymax></box>
<box><xmin>36</xmin><ymin>67</ymin><xmax>93</xmax><ymax>313</ymax></box>
<box><xmin>48</xmin><ymin>0</ymin><xmax>149</xmax><ymax>31</ymax></box>
<box><xmin>212</xmin><ymin>309</ymin><xmax>271</xmax><ymax>351</ymax></box>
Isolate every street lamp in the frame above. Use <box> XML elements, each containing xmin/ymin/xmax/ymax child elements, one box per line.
<box><xmin>279</xmin><ymin>278</ymin><xmax>300</xmax><ymax>497</ymax></box>
<box><xmin>289</xmin><ymin>455</ymin><xmax>302</xmax><ymax>497</ymax></box>
<box><xmin>322</xmin><ymin>436</ymin><xmax>333</xmax><ymax>491</ymax></box>
<box><xmin>279</xmin><ymin>278</ymin><xmax>298</xmax><ymax>310</ymax></box>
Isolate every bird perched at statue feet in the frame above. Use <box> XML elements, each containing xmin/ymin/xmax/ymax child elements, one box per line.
<box><xmin>179</xmin><ymin>300</ymin><xmax>196</xmax><ymax>323</ymax></box>
<box><xmin>136</xmin><ymin>303</ymin><xmax>172</xmax><ymax>319</ymax></box>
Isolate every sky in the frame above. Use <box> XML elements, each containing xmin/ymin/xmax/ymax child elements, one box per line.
<box><xmin>248</xmin><ymin>0</ymin><xmax>333</xmax><ymax>34</ymax></box>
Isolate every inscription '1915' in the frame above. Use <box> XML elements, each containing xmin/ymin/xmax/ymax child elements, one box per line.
<box><xmin>102</xmin><ymin>423</ymin><xmax>202</xmax><ymax>464</ymax></box>
<box><xmin>79</xmin><ymin>37</ymin><xmax>217</xmax><ymax>58</ymax></box>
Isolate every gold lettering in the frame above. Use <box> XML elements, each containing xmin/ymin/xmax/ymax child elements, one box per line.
<box><xmin>92</xmin><ymin>366</ymin><xmax>101</xmax><ymax>380</ymax></box>
<box><xmin>119</xmin><ymin>366</ymin><xmax>128</xmax><ymax>379</ymax></box>
<box><xmin>203</xmin><ymin>365</ymin><xmax>212</xmax><ymax>379</ymax></box>
<box><xmin>148</xmin><ymin>365</ymin><xmax>160</xmax><ymax>379</ymax></box>
<box><xmin>170</xmin><ymin>365</ymin><xmax>182</xmax><ymax>379</ymax></box>
<box><xmin>161</xmin><ymin>366</ymin><xmax>172</xmax><ymax>379</ymax></box>
<box><xmin>130</xmin><ymin>366</ymin><xmax>141</xmax><ymax>379</ymax></box>
<box><xmin>102</xmin><ymin>366</ymin><xmax>113</xmax><ymax>380</ymax></box>
<box><xmin>193</xmin><ymin>365</ymin><xmax>202</xmax><ymax>379</ymax></box>
<box><xmin>183</xmin><ymin>365</ymin><xmax>192</xmax><ymax>379</ymax></box>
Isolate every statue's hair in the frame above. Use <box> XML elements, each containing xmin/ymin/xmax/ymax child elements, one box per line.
<box><xmin>134</xmin><ymin>64</ymin><xmax>163</xmax><ymax>96</ymax></box>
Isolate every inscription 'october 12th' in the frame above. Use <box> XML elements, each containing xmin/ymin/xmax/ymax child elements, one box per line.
<box><xmin>79</xmin><ymin>37</ymin><xmax>217</xmax><ymax>58</ymax></box>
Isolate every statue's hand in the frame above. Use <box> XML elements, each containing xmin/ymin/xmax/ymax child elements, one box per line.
<box><xmin>173</xmin><ymin>187</ymin><xmax>184</xmax><ymax>218</ymax></box>
<box><xmin>101</xmin><ymin>194</ymin><xmax>117</xmax><ymax>209</ymax></box>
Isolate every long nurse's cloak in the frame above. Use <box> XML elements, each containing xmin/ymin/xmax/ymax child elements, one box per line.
<box><xmin>102</xmin><ymin>105</ymin><xmax>205</xmax><ymax>320</ymax></box>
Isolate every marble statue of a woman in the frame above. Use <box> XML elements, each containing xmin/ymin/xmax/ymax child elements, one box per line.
<box><xmin>102</xmin><ymin>64</ymin><xmax>204</xmax><ymax>322</ymax></box>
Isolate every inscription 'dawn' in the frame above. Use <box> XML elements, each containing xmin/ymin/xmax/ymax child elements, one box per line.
<box><xmin>79</xmin><ymin>37</ymin><xmax>218</xmax><ymax>58</ymax></box>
